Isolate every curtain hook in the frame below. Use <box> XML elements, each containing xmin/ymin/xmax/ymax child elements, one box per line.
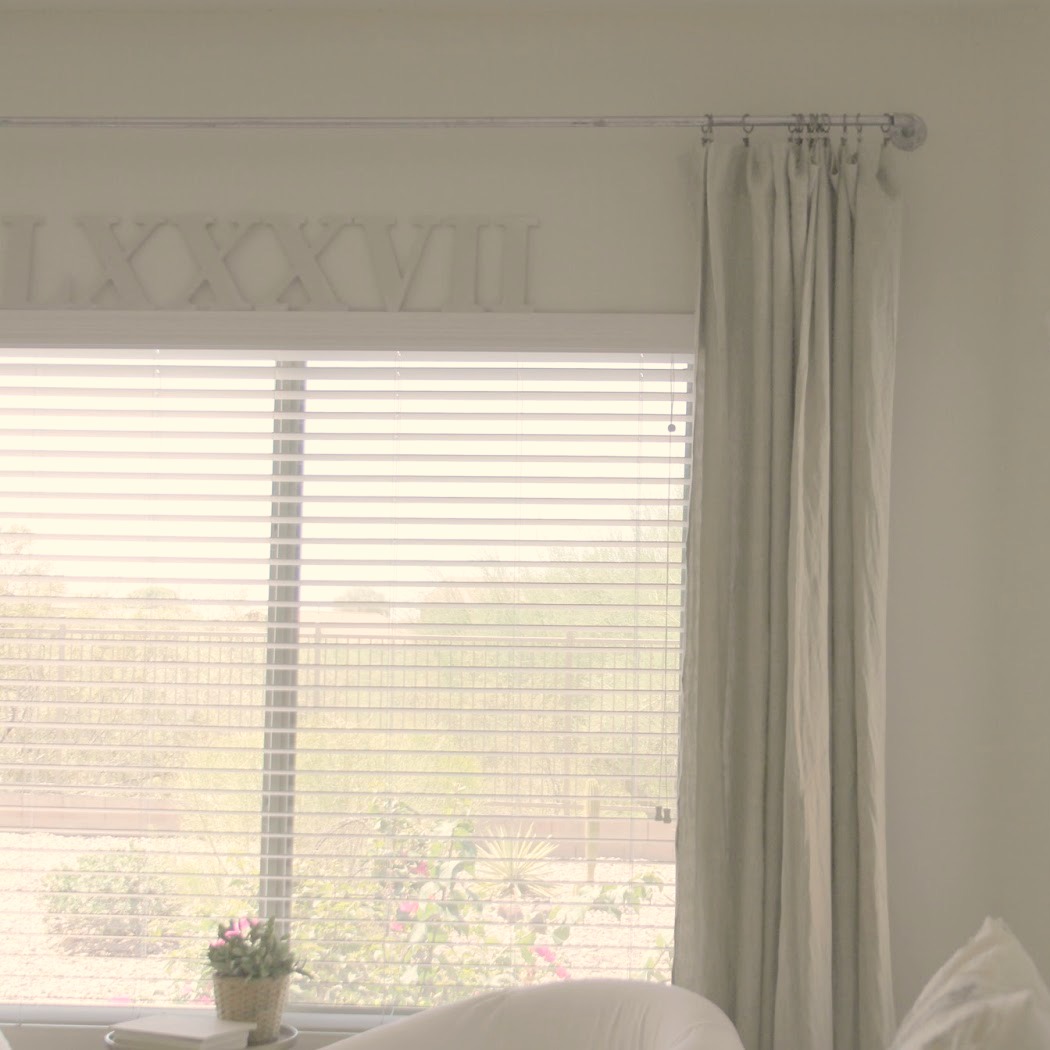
<box><xmin>809</xmin><ymin>114</ymin><xmax>824</xmax><ymax>158</ymax></box>
<box><xmin>880</xmin><ymin>114</ymin><xmax>893</xmax><ymax>146</ymax></box>
<box><xmin>701</xmin><ymin>114</ymin><xmax>714</xmax><ymax>147</ymax></box>
<box><xmin>804</xmin><ymin>113</ymin><xmax>822</xmax><ymax>154</ymax></box>
<box><xmin>740</xmin><ymin>114</ymin><xmax>754</xmax><ymax>147</ymax></box>
<box><xmin>840</xmin><ymin>113</ymin><xmax>848</xmax><ymax>149</ymax></box>
<box><xmin>819</xmin><ymin>114</ymin><xmax>832</xmax><ymax>159</ymax></box>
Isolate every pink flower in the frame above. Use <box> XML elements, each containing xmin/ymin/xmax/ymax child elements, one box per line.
<box><xmin>248</xmin><ymin>918</ymin><xmax>261</xmax><ymax>927</ymax></box>
<box><xmin>195</xmin><ymin>994</ymin><xmax>215</xmax><ymax>1005</ymax></box>
<box><xmin>223</xmin><ymin>928</ymin><xmax>243</xmax><ymax>940</ymax></box>
<box><xmin>398</xmin><ymin>900</ymin><xmax>419</xmax><ymax>916</ymax></box>
<box><xmin>410</xmin><ymin>861</ymin><xmax>429</xmax><ymax>876</ymax></box>
<box><xmin>555</xmin><ymin>966</ymin><xmax>569</xmax><ymax>980</ymax></box>
<box><xmin>532</xmin><ymin>945</ymin><xmax>556</xmax><ymax>963</ymax></box>
<box><xmin>210</xmin><ymin>939</ymin><xmax>226</xmax><ymax>948</ymax></box>
<box><xmin>389</xmin><ymin>921</ymin><xmax>406</xmax><ymax>933</ymax></box>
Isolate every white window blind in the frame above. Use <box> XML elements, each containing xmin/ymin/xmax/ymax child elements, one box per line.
<box><xmin>0</xmin><ymin>328</ymin><xmax>695</xmax><ymax>1015</ymax></box>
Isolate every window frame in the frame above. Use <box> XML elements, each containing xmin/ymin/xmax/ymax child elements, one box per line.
<box><xmin>0</xmin><ymin>309</ymin><xmax>695</xmax><ymax>1037</ymax></box>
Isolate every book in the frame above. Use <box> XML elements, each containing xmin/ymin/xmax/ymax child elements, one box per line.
<box><xmin>109</xmin><ymin>1014</ymin><xmax>256</xmax><ymax>1050</ymax></box>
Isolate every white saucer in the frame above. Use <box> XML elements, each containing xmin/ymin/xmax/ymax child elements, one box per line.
<box><xmin>251</xmin><ymin>1025</ymin><xmax>298</xmax><ymax>1049</ymax></box>
<box><xmin>105</xmin><ymin>1024</ymin><xmax>298</xmax><ymax>1049</ymax></box>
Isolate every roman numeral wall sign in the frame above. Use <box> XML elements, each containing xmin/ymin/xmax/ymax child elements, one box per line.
<box><xmin>0</xmin><ymin>213</ymin><xmax>539</xmax><ymax>312</ymax></box>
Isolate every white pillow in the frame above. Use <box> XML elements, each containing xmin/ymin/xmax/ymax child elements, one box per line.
<box><xmin>890</xmin><ymin>917</ymin><xmax>1050</xmax><ymax>1050</ymax></box>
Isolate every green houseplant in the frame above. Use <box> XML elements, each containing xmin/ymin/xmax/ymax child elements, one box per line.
<box><xmin>207</xmin><ymin>917</ymin><xmax>308</xmax><ymax>1045</ymax></box>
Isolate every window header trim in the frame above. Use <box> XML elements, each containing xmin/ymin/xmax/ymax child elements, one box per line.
<box><xmin>0</xmin><ymin>310</ymin><xmax>694</xmax><ymax>355</ymax></box>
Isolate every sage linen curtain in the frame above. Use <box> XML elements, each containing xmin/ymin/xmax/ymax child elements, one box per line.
<box><xmin>673</xmin><ymin>140</ymin><xmax>901</xmax><ymax>1050</ymax></box>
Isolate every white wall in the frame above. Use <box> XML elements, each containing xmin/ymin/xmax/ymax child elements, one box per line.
<box><xmin>0</xmin><ymin>4</ymin><xmax>1045</xmax><ymax>1041</ymax></box>
<box><xmin>989</xmin><ymin>0</ymin><xmax>1050</xmax><ymax>998</ymax></box>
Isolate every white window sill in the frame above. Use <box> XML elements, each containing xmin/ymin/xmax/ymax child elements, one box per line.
<box><xmin>2</xmin><ymin>1013</ymin><xmax>402</xmax><ymax>1050</ymax></box>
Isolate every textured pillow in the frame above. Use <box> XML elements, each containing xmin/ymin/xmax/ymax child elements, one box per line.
<box><xmin>890</xmin><ymin>917</ymin><xmax>1050</xmax><ymax>1050</ymax></box>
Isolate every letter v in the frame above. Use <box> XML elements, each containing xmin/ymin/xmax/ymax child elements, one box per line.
<box><xmin>355</xmin><ymin>216</ymin><xmax>437</xmax><ymax>312</ymax></box>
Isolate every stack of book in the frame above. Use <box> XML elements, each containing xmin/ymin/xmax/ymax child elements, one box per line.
<box><xmin>109</xmin><ymin>1014</ymin><xmax>258</xmax><ymax>1050</ymax></box>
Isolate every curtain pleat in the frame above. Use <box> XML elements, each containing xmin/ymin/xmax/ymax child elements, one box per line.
<box><xmin>674</xmin><ymin>139</ymin><xmax>901</xmax><ymax>1050</ymax></box>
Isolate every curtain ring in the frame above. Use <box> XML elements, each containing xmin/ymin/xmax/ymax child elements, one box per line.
<box><xmin>880</xmin><ymin>115</ymin><xmax>893</xmax><ymax>145</ymax></box>
<box><xmin>807</xmin><ymin>114</ymin><xmax>826</xmax><ymax>158</ymax></box>
<box><xmin>840</xmin><ymin>113</ymin><xmax>849</xmax><ymax>149</ymax></box>
<box><xmin>803</xmin><ymin>113</ymin><xmax>824</xmax><ymax>154</ymax></box>
<box><xmin>818</xmin><ymin>114</ymin><xmax>832</xmax><ymax>160</ymax></box>
<box><xmin>740</xmin><ymin>114</ymin><xmax>754</xmax><ymax>147</ymax></box>
<box><xmin>856</xmin><ymin>113</ymin><xmax>864</xmax><ymax>142</ymax></box>
<box><xmin>701</xmin><ymin>114</ymin><xmax>714</xmax><ymax>147</ymax></box>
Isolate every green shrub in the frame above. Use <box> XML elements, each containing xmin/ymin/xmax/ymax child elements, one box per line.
<box><xmin>294</xmin><ymin>802</ymin><xmax>669</xmax><ymax>1008</ymax></box>
<box><xmin>44</xmin><ymin>847</ymin><xmax>181</xmax><ymax>957</ymax></box>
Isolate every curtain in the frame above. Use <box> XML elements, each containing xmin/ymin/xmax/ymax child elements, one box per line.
<box><xmin>673</xmin><ymin>139</ymin><xmax>902</xmax><ymax>1050</ymax></box>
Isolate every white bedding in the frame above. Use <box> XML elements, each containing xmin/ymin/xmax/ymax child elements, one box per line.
<box><xmin>891</xmin><ymin>917</ymin><xmax>1050</xmax><ymax>1050</ymax></box>
<box><xmin>324</xmin><ymin>979</ymin><xmax>744</xmax><ymax>1050</ymax></box>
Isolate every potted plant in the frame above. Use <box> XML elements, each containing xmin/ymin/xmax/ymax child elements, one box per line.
<box><xmin>207</xmin><ymin>917</ymin><xmax>309</xmax><ymax>1045</ymax></box>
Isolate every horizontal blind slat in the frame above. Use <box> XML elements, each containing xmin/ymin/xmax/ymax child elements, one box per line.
<box><xmin>2</xmin><ymin>342</ymin><xmax>691</xmax><ymax>1012</ymax></box>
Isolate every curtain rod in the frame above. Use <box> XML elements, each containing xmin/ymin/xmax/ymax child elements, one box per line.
<box><xmin>0</xmin><ymin>112</ymin><xmax>927</xmax><ymax>150</ymax></box>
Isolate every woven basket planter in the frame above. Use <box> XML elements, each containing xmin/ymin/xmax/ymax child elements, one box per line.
<box><xmin>213</xmin><ymin>974</ymin><xmax>291</xmax><ymax>1045</ymax></box>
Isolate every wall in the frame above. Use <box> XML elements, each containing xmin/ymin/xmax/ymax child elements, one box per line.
<box><xmin>990</xmin><ymin>1</ymin><xmax>1050</xmax><ymax>996</ymax></box>
<box><xmin>0</xmin><ymin>4</ymin><xmax>1043</xmax><ymax>1043</ymax></box>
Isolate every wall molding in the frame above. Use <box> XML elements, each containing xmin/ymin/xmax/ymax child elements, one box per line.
<box><xmin>0</xmin><ymin>310</ymin><xmax>695</xmax><ymax>354</ymax></box>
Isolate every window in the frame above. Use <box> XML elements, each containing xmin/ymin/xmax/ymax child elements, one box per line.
<box><xmin>0</xmin><ymin>315</ymin><xmax>695</xmax><ymax>1018</ymax></box>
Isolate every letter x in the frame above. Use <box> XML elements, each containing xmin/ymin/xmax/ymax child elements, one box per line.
<box><xmin>258</xmin><ymin>216</ymin><xmax>347</xmax><ymax>310</ymax></box>
<box><xmin>163</xmin><ymin>215</ymin><xmax>255</xmax><ymax>310</ymax></box>
<box><xmin>76</xmin><ymin>216</ymin><xmax>163</xmax><ymax>308</ymax></box>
